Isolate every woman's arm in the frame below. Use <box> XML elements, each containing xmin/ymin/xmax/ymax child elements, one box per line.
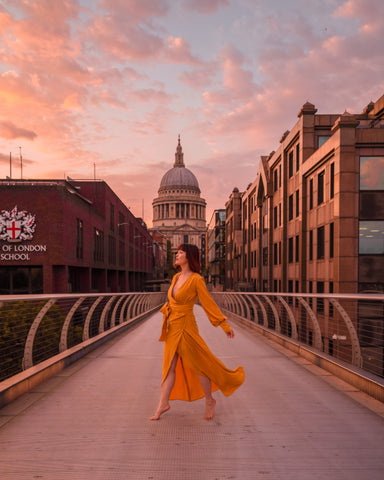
<box><xmin>196</xmin><ymin>276</ymin><xmax>234</xmax><ymax>336</ymax></box>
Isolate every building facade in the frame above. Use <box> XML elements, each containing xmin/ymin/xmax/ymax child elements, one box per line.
<box><xmin>0</xmin><ymin>179</ymin><xmax>154</xmax><ymax>294</ymax></box>
<box><xmin>152</xmin><ymin>137</ymin><xmax>206</xmax><ymax>257</ymax></box>
<box><xmin>226</xmin><ymin>95</ymin><xmax>384</xmax><ymax>294</ymax></box>
<box><xmin>225</xmin><ymin>187</ymin><xmax>243</xmax><ymax>290</ymax></box>
<box><xmin>206</xmin><ymin>209</ymin><xmax>226</xmax><ymax>289</ymax></box>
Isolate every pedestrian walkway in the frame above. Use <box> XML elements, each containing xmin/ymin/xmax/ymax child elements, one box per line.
<box><xmin>1</xmin><ymin>307</ymin><xmax>384</xmax><ymax>480</ymax></box>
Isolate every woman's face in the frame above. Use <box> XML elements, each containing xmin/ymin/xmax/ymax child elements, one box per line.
<box><xmin>175</xmin><ymin>249</ymin><xmax>188</xmax><ymax>267</ymax></box>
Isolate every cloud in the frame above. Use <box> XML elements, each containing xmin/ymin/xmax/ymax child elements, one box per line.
<box><xmin>201</xmin><ymin>46</ymin><xmax>261</xmax><ymax>114</ymax></box>
<box><xmin>98</xmin><ymin>0</ymin><xmax>169</xmax><ymax>20</ymax></box>
<box><xmin>360</xmin><ymin>157</ymin><xmax>384</xmax><ymax>190</ymax></box>
<box><xmin>183</xmin><ymin>0</ymin><xmax>229</xmax><ymax>15</ymax></box>
<box><xmin>87</xmin><ymin>15</ymin><xmax>164</xmax><ymax>61</ymax></box>
<box><xmin>194</xmin><ymin>0</ymin><xmax>384</xmax><ymax>155</ymax></box>
<box><xmin>165</xmin><ymin>36</ymin><xmax>202</xmax><ymax>65</ymax></box>
<box><xmin>0</xmin><ymin>121</ymin><xmax>37</xmax><ymax>140</ymax></box>
<box><xmin>334</xmin><ymin>0</ymin><xmax>384</xmax><ymax>24</ymax></box>
<box><xmin>179</xmin><ymin>63</ymin><xmax>217</xmax><ymax>89</ymax></box>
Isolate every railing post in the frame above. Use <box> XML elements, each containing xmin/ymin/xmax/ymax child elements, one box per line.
<box><xmin>99</xmin><ymin>296</ymin><xmax>117</xmax><ymax>334</ymax></box>
<box><xmin>262</xmin><ymin>295</ymin><xmax>281</xmax><ymax>333</ymax></box>
<box><xmin>83</xmin><ymin>296</ymin><xmax>104</xmax><ymax>341</ymax></box>
<box><xmin>59</xmin><ymin>297</ymin><xmax>85</xmax><ymax>353</ymax></box>
<box><xmin>23</xmin><ymin>298</ymin><xmax>57</xmax><ymax>370</ymax></box>
<box><xmin>329</xmin><ymin>298</ymin><xmax>363</xmax><ymax>368</ymax></box>
<box><xmin>297</xmin><ymin>297</ymin><xmax>323</xmax><ymax>350</ymax></box>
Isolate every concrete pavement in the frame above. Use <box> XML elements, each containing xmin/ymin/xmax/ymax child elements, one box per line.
<box><xmin>1</xmin><ymin>306</ymin><xmax>384</xmax><ymax>479</ymax></box>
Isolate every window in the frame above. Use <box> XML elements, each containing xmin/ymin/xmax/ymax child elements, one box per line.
<box><xmin>360</xmin><ymin>156</ymin><xmax>384</xmax><ymax>190</ymax></box>
<box><xmin>359</xmin><ymin>221</ymin><xmax>384</xmax><ymax>254</ymax></box>
<box><xmin>279</xmin><ymin>164</ymin><xmax>282</xmax><ymax>187</ymax></box>
<box><xmin>295</xmin><ymin>235</ymin><xmax>299</xmax><ymax>262</ymax></box>
<box><xmin>263</xmin><ymin>247</ymin><xmax>268</xmax><ymax>265</ymax></box>
<box><xmin>119</xmin><ymin>240</ymin><xmax>125</xmax><ymax>266</ymax></box>
<box><xmin>288</xmin><ymin>194</ymin><xmax>293</xmax><ymax>221</ymax></box>
<box><xmin>118</xmin><ymin>213</ymin><xmax>125</xmax><ymax>237</ymax></box>
<box><xmin>94</xmin><ymin>228</ymin><xmax>104</xmax><ymax>261</ymax></box>
<box><xmin>274</xmin><ymin>243</ymin><xmax>278</xmax><ymax>265</ymax></box>
<box><xmin>317</xmin><ymin>281</ymin><xmax>324</xmax><ymax>313</ymax></box>
<box><xmin>289</xmin><ymin>151</ymin><xmax>294</xmax><ymax>178</ymax></box>
<box><xmin>279</xmin><ymin>203</ymin><xmax>282</xmax><ymax>226</ymax></box>
<box><xmin>318</xmin><ymin>171</ymin><xmax>325</xmax><ymax>205</ymax></box>
<box><xmin>309</xmin><ymin>230</ymin><xmax>313</xmax><ymax>260</ymax></box>
<box><xmin>0</xmin><ymin>266</ymin><xmax>43</xmax><ymax>294</ymax></box>
<box><xmin>279</xmin><ymin>242</ymin><xmax>281</xmax><ymax>264</ymax></box>
<box><xmin>76</xmin><ymin>219</ymin><xmax>83</xmax><ymax>259</ymax></box>
<box><xmin>296</xmin><ymin>143</ymin><xmax>300</xmax><ymax>171</ymax></box>
<box><xmin>330</xmin><ymin>222</ymin><xmax>334</xmax><ymax>258</ymax></box>
<box><xmin>330</xmin><ymin>163</ymin><xmax>334</xmax><ymax>199</ymax></box>
<box><xmin>108</xmin><ymin>235</ymin><xmax>116</xmax><ymax>264</ymax></box>
<box><xmin>295</xmin><ymin>190</ymin><xmax>299</xmax><ymax>217</ymax></box>
<box><xmin>317</xmin><ymin>226</ymin><xmax>325</xmax><ymax>259</ymax></box>
<box><xmin>309</xmin><ymin>179</ymin><xmax>313</xmax><ymax>209</ymax></box>
<box><xmin>309</xmin><ymin>281</ymin><xmax>313</xmax><ymax>308</ymax></box>
<box><xmin>274</xmin><ymin>206</ymin><xmax>278</xmax><ymax>229</ymax></box>
<box><xmin>110</xmin><ymin>204</ymin><xmax>115</xmax><ymax>231</ymax></box>
<box><xmin>274</xmin><ymin>169</ymin><xmax>278</xmax><ymax>191</ymax></box>
<box><xmin>263</xmin><ymin>214</ymin><xmax>268</xmax><ymax>231</ymax></box>
<box><xmin>318</xmin><ymin>135</ymin><xmax>331</xmax><ymax>148</ymax></box>
<box><xmin>288</xmin><ymin>237</ymin><xmax>294</xmax><ymax>263</ymax></box>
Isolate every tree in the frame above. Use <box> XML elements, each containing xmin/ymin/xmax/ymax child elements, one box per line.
<box><xmin>166</xmin><ymin>239</ymin><xmax>176</xmax><ymax>278</ymax></box>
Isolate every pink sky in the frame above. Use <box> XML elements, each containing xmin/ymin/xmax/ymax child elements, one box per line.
<box><xmin>0</xmin><ymin>0</ymin><xmax>383</xmax><ymax>226</ymax></box>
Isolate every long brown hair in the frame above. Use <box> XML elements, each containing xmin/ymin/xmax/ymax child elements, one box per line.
<box><xmin>176</xmin><ymin>244</ymin><xmax>200</xmax><ymax>273</ymax></box>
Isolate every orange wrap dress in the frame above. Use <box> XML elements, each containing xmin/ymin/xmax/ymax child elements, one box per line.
<box><xmin>159</xmin><ymin>272</ymin><xmax>245</xmax><ymax>401</ymax></box>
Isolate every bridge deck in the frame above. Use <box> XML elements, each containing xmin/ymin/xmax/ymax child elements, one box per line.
<box><xmin>1</xmin><ymin>307</ymin><xmax>384</xmax><ymax>480</ymax></box>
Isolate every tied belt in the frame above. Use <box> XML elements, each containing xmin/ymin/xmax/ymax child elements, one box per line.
<box><xmin>159</xmin><ymin>302</ymin><xmax>171</xmax><ymax>341</ymax></box>
<box><xmin>158</xmin><ymin>302</ymin><xmax>193</xmax><ymax>341</ymax></box>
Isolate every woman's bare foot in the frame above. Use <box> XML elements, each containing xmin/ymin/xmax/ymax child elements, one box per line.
<box><xmin>150</xmin><ymin>404</ymin><xmax>170</xmax><ymax>420</ymax></box>
<box><xmin>204</xmin><ymin>398</ymin><xmax>216</xmax><ymax>420</ymax></box>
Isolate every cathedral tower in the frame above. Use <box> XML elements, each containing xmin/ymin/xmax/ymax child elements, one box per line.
<box><xmin>152</xmin><ymin>136</ymin><xmax>206</xmax><ymax>253</ymax></box>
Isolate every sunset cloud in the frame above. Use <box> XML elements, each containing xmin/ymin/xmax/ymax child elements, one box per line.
<box><xmin>0</xmin><ymin>0</ymin><xmax>383</xmax><ymax>224</ymax></box>
<box><xmin>183</xmin><ymin>0</ymin><xmax>229</xmax><ymax>14</ymax></box>
<box><xmin>0</xmin><ymin>121</ymin><xmax>37</xmax><ymax>140</ymax></box>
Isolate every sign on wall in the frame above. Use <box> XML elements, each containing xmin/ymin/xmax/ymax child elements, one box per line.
<box><xmin>0</xmin><ymin>206</ymin><xmax>47</xmax><ymax>261</ymax></box>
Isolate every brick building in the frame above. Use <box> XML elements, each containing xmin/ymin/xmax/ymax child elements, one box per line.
<box><xmin>0</xmin><ymin>179</ymin><xmax>154</xmax><ymax>294</ymax></box>
<box><xmin>206</xmin><ymin>209</ymin><xmax>226</xmax><ymax>288</ymax></box>
<box><xmin>225</xmin><ymin>187</ymin><xmax>243</xmax><ymax>290</ymax></box>
<box><xmin>226</xmin><ymin>94</ymin><xmax>384</xmax><ymax>294</ymax></box>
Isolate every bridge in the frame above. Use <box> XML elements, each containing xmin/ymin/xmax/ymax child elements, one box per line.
<box><xmin>0</xmin><ymin>292</ymin><xmax>384</xmax><ymax>479</ymax></box>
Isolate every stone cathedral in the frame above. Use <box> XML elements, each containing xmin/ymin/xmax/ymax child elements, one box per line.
<box><xmin>152</xmin><ymin>136</ymin><xmax>206</xmax><ymax>253</ymax></box>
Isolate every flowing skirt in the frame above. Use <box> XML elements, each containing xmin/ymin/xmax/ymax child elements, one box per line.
<box><xmin>162</xmin><ymin>313</ymin><xmax>245</xmax><ymax>401</ymax></box>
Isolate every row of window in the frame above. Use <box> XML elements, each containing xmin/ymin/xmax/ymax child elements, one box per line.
<box><xmin>309</xmin><ymin>164</ymin><xmax>335</xmax><ymax>209</ymax></box>
<box><xmin>243</xmin><ymin>218</ymin><xmax>383</xmax><ymax>269</ymax></box>
<box><xmin>309</xmin><ymin>223</ymin><xmax>334</xmax><ymax>261</ymax></box>
<box><xmin>155</xmin><ymin>203</ymin><xmax>205</xmax><ymax>220</ymax></box>
<box><xmin>76</xmin><ymin>219</ymin><xmax>149</xmax><ymax>265</ymax></box>
<box><xmin>272</xmin><ymin>143</ymin><xmax>300</xmax><ymax>192</ymax></box>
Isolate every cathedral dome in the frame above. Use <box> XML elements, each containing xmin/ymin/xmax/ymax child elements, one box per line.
<box><xmin>159</xmin><ymin>166</ymin><xmax>199</xmax><ymax>190</ymax></box>
<box><xmin>158</xmin><ymin>136</ymin><xmax>200</xmax><ymax>193</ymax></box>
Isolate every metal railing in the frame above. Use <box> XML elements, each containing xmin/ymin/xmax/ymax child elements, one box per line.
<box><xmin>0</xmin><ymin>292</ymin><xmax>166</xmax><ymax>383</ymax></box>
<box><xmin>212</xmin><ymin>292</ymin><xmax>384</xmax><ymax>379</ymax></box>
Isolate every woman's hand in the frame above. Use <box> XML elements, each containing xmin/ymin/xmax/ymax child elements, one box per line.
<box><xmin>226</xmin><ymin>329</ymin><xmax>235</xmax><ymax>339</ymax></box>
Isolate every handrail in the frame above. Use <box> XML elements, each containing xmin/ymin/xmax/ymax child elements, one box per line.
<box><xmin>212</xmin><ymin>292</ymin><xmax>384</xmax><ymax>378</ymax></box>
<box><xmin>0</xmin><ymin>292</ymin><xmax>166</xmax><ymax>383</ymax></box>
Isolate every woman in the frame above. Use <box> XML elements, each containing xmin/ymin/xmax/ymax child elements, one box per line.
<box><xmin>150</xmin><ymin>244</ymin><xmax>244</xmax><ymax>420</ymax></box>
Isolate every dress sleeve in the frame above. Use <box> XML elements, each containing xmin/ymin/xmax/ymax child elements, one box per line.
<box><xmin>195</xmin><ymin>275</ymin><xmax>232</xmax><ymax>334</ymax></box>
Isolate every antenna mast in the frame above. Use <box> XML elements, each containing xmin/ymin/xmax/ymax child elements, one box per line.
<box><xmin>19</xmin><ymin>146</ymin><xmax>23</xmax><ymax>179</ymax></box>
